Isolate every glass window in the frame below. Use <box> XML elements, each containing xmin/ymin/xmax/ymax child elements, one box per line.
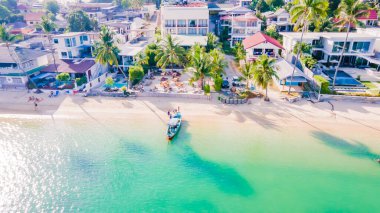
<box><xmin>178</xmin><ymin>28</ymin><xmax>186</xmax><ymax>35</ymax></box>
<box><xmin>71</xmin><ymin>38</ymin><xmax>77</xmax><ymax>46</ymax></box>
<box><xmin>68</xmin><ymin>51</ymin><xmax>73</xmax><ymax>58</ymax></box>
<box><xmin>188</xmin><ymin>28</ymin><xmax>197</xmax><ymax>35</ymax></box>
<box><xmin>199</xmin><ymin>28</ymin><xmax>207</xmax><ymax>36</ymax></box>
<box><xmin>64</xmin><ymin>38</ymin><xmax>71</xmax><ymax>47</ymax></box>
<box><xmin>177</xmin><ymin>20</ymin><xmax>186</xmax><ymax>27</ymax></box>
<box><xmin>332</xmin><ymin>42</ymin><xmax>350</xmax><ymax>53</ymax></box>
<box><xmin>61</xmin><ymin>52</ymin><xmax>68</xmax><ymax>58</ymax></box>
<box><xmin>352</xmin><ymin>42</ymin><xmax>370</xmax><ymax>53</ymax></box>
<box><xmin>198</xmin><ymin>19</ymin><xmax>208</xmax><ymax>27</ymax></box>
<box><xmin>53</xmin><ymin>39</ymin><xmax>58</xmax><ymax>44</ymax></box>
<box><xmin>82</xmin><ymin>35</ymin><xmax>88</xmax><ymax>41</ymax></box>
<box><xmin>165</xmin><ymin>20</ymin><xmax>175</xmax><ymax>27</ymax></box>
<box><xmin>188</xmin><ymin>20</ymin><xmax>196</xmax><ymax>27</ymax></box>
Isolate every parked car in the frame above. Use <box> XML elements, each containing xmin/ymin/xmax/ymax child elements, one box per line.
<box><xmin>222</xmin><ymin>79</ymin><xmax>230</xmax><ymax>89</ymax></box>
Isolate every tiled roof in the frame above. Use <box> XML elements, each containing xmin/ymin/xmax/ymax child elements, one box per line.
<box><xmin>358</xmin><ymin>10</ymin><xmax>378</xmax><ymax>20</ymax></box>
<box><xmin>24</xmin><ymin>12</ymin><xmax>45</xmax><ymax>21</ymax></box>
<box><xmin>243</xmin><ymin>32</ymin><xmax>284</xmax><ymax>50</ymax></box>
<box><xmin>40</xmin><ymin>59</ymin><xmax>95</xmax><ymax>74</ymax></box>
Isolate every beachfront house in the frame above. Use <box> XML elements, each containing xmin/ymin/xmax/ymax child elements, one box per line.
<box><xmin>219</xmin><ymin>12</ymin><xmax>262</xmax><ymax>47</ymax></box>
<box><xmin>262</xmin><ymin>8</ymin><xmax>293</xmax><ymax>32</ymax></box>
<box><xmin>242</xmin><ymin>32</ymin><xmax>284</xmax><ymax>61</ymax></box>
<box><xmin>118</xmin><ymin>38</ymin><xmax>149</xmax><ymax>72</ymax></box>
<box><xmin>280</xmin><ymin>32</ymin><xmax>377</xmax><ymax>69</ymax></box>
<box><xmin>160</xmin><ymin>2</ymin><xmax>209</xmax><ymax>37</ymax></box>
<box><xmin>273</xmin><ymin>58</ymin><xmax>310</xmax><ymax>92</ymax></box>
<box><xmin>0</xmin><ymin>47</ymin><xmax>49</xmax><ymax>89</ymax></box>
<box><xmin>52</xmin><ymin>32</ymin><xmax>93</xmax><ymax>60</ymax></box>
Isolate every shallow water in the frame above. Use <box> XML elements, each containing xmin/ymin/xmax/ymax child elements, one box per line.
<box><xmin>0</xmin><ymin>116</ymin><xmax>380</xmax><ymax>212</ymax></box>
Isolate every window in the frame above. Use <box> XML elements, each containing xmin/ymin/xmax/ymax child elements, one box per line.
<box><xmin>188</xmin><ymin>28</ymin><xmax>197</xmax><ymax>35</ymax></box>
<box><xmin>188</xmin><ymin>20</ymin><xmax>196</xmax><ymax>27</ymax></box>
<box><xmin>279</xmin><ymin>18</ymin><xmax>287</xmax><ymax>22</ymax></box>
<box><xmin>332</xmin><ymin>42</ymin><xmax>350</xmax><ymax>53</ymax></box>
<box><xmin>64</xmin><ymin>38</ymin><xmax>71</xmax><ymax>47</ymax></box>
<box><xmin>61</xmin><ymin>52</ymin><xmax>68</xmax><ymax>58</ymax></box>
<box><xmin>165</xmin><ymin>28</ymin><xmax>176</xmax><ymax>34</ymax></box>
<box><xmin>178</xmin><ymin>28</ymin><xmax>186</xmax><ymax>35</ymax></box>
<box><xmin>352</xmin><ymin>42</ymin><xmax>370</xmax><ymax>53</ymax></box>
<box><xmin>12</xmin><ymin>78</ymin><xmax>22</xmax><ymax>84</ymax></box>
<box><xmin>198</xmin><ymin>19</ymin><xmax>208</xmax><ymax>27</ymax></box>
<box><xmin>177</xmin><ymin>20</ymin><xmax>186</xmax><ymax>27</ymax></box>
<box><xmin>53</xmin><ymin>39</ymin><xmax>58</xmax><ymax>44</ymax></box>
<box><xmin>71</xmin><ymin>38</ymin><xmax>77</xmax><ymax>46</ymax></box>
<box><xmin>199</xmin><ymin>28</ymin><xmax>207</xmax><ymax>36</ymax></box>
<box><xmin>253</xmin><ymin>48</ymin><xmax>263</xmax><ymax>55</ymax></box>
<box><xmin>247</xmin><ymin>21</ymin><xmax>257</xmax><ymax>27</ymax></box>
<box><xmin>165</xmin><ymin>19</ymin><xmax>175</xmax><ymax>27</ymax></box>
<box><xmin>82</xmin><ymin>35</ymin><xmax>88</xmax><ymax>41</ymax></box>
<box><xmin>68</xmin><ymin>51</ymin><xmax>73</xmax><ymax>58</ymax></box>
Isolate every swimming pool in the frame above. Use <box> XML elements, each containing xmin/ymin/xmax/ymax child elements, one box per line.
<box><xmin>103</xmin><ymin>83</ymin><xmax>128</xmax><ymax>89</ymax></box>
<box><xmin>322</xmin><ymin>70</ymin><xmax>363</xmax><ymax>87</ymax></box>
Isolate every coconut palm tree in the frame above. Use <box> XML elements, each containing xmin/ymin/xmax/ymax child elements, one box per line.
<box><xmin>209</xmin><ymin>49</ymin><xmax>227</xmax><ymax>79</ymax></box>
<box><xmin>233</xmin><ymin>41</ymin><xmax>246</xmax><ymax>63</ymax></box>
<box><xmin>186</xmin><ymin>43</ymin><xmax>212</xmax><ymax>88</ymax></box>
<box><xmin>0</xmin><ymin>24</ymin><xmax>38</xmax><ymax>89</ymax></box>
<box><xmin>39</xmin><ymin>16</ymin><xmax>58</xmax><ymax>73</ymax></box>
<box><xmin>252</xmin><ymin>55</ymin><xmax>278</xmax><ymax>101</ymax></box>
<box><xmin>240</xmin><ymin>60</ymin><xmax>254</xmax><ymax>90</ymax></box>
<box><xmin>135</xmin><ymin>43</ymin><xmax>158</xmax><ymax>74</ymax></box>
<box><xmin>331</xmin><ymin>0</ymin><xmax>368</xmax><ymax>91</ymax></box>
<box><xmin>155</xmin><ymin>34</ymin><xmax>186</xmax><ymax>72</ymax></box>
<box><xmin>287</xmin><ymin>0</ymin><xmax>329</xmax><ymax>94</ymax></box>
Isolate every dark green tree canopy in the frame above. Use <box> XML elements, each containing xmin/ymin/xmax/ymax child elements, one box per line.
<box><xmin>66</xmin><ymin>10</ymin><xmax>94</xmax><ymax>32</ymax></box>
<box><xmin>45</xmin><ymin>0</ymin><xmax>60</xmax><ymax>15</ymax></box>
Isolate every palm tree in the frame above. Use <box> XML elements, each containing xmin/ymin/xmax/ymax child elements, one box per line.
<box><xmin>205</xmin><ymin>32</ymin><xmax>220</xmax><ymax>52</ymax></box>
<box><xmin>155</xmin><ymin>34</ymin><xmax>186</xmax><ymax>72</ymax></box>
<box><xmin>0</xmin><ymin>24</ymin><xmax>38</xmax><ymax>89</ymax></box>
<box><xmin>331</xmin><ymin>0</ymin><xmax>368</xmax><ymax>91</ymax></box>
<box><xmin>287</xmin><ymin>0</ymin><xmax>329</xmax><ymax>94</ymax></box>
<box><xmin>240</xmin><ymin>60</ymin><xmax>254</xmax><ymax>90</ymax></box>
<box><xmin>209</xmin><ymin>49</ymin><xmax>227</xmax><ymax>79</ymax></box>
<box><xmin>252</xmin><ymin>55</ymin><xmax>278</xmax><ymax>101</ymax></box>
<box><xmin>186</xmin><ymin>43</ymin><xmax>212</xmax><ymax>88</ymax></box>
<box><xmin>233</xmin><ymin>41</ymin><xmax>246</xmax><ymax>63</ymax></box>
<box><xmin>39</xmin><ymin>16</ymin><xmax>58</xmax><ymax>73</ymax></box>
<box><xmin>135</xmin><ymin>43</ymin><xmax>158</xmax><ymax>74</ymax></box>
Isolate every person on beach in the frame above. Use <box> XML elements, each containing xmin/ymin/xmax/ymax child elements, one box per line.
<box><xmin>34</xmin><ymin>101</ymin><xmax>38</xmax><ymax>111</ymax></box>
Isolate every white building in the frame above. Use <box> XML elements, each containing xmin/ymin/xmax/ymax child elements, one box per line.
<box><xmin>52</xmin><ymin>32</ymin><xmax>93</xmax><ymax>59</ymax></box>
<box><xmin>220</xmin><ymin>12</ymin><xmax>262</xmax><ymax>47</ymax></box>
<box><xmin>280</xmin><ymin>32</ymin><xmax>378</xmax><ymax>68</ymax></box>
<box><xmin>0</xmin><ymin>47</ymin><xmax>50</xmax><ymax>89</ymax></box>
<box><xmin>118</xmin><ymin>38</ymin><xmax>150</xmax><ymax>71</ymax></box>
<box><xmin>262</xmin><ymin>8</ymin><xmax>293</xmax><ymax>32</ymax></box>
<box><xmin>242</xmin><ymin>32</ymin><xmax>284</xmax><ymax>61</ymax></box>
<box><xmin>160</xmin><ymin>2</ymin><xmax>209</xmax><ymax>36</ymax></box>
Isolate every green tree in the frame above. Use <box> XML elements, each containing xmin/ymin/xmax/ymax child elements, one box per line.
<box><xmin>56</xmin><ymin>73</ymin><xmax>70</xmax><ymax>81</ymax></box>
<box><xmin>45</xmin><ymin>0</ymin><xmax>59</xmax><ymax>15</ymax></box>
<box><xmin>105</xmin><ymin>76</ymin><xmax>114</xmax><ymax>87</ymax></box>
<box><xmin>205</xmin><ymin>32</ymin><xmax>219</xmax><ymax>52</ymax></box>
<box><xmin>66</xmin><ymin>10</ymin><xmax>93</xmax><ymax>32</ymax></box>
<box><xmin>39</xmin><ymin>16</ymin><xmax>58</xmax><ymax>73</ymax></box>
<box><xmin>252</xmin><ymin>55</ymin><xmax>278</xmax><ymax>101</ymax></box>
<box><xmin>209</xmin><ymin>49</ymin><xmax>226</xmax><ymax>79</ymax></box>
<box><xmin>0</xmin><ymin>24</ymin><xmax>39</xmax><ymax>89</ymax></box>
<box><xmin>186</xmin><ymin>43</ymin><xmax>212</xmax><ymax>88</ymax></box>
<box><xmin>155</xmin><ymin>34</ymin><xmax>186</xmax><ymax>72</ymax></box>
<box><xmin>136</xmin><ymin>43</ymin><xmax>158</xmax><ymax>73</ymax></box>
<box><xmin>1</xmin><ymin>0</ymin><xmax>17</xmax><ymax>11</ymax></box>
<box><xmin>287</xmin><ymin>0</ymin><xmax>329</xmax><ymax>94</ymax></box>
<box><xmin>265</xmin><ymin>24</ymin><xmax>280</xmax><ymax>40</ymax></box>
<box><xmin>0</xmin><ymin>5</ymin><xmax>10</xmax><ymax>23</ymax></box>
<box><xmin>292</xmin><ymin>42</ymin><xmax>312</xmax><ymax>56</ymax></box>
<box><xmin>331</xmin><ymin>0</ymin><xmax>368</xmax><ymax>91</ymax></box>
<box><xmin>240</xmin><ymin>61</ymin><xmax>254</xmax><ymax>90</ymax></box>
<box><xmin>301</xmin><ymin>55</ymin><xmax>317</xmax><ymax>69</ymax></box>
<box><xmin>129</xmin><ymin>65</ymin><xmax>144</xmax><ymax>85</ymax></box>
<box><xmin>233</xmin><ymin>41</ymin><xmax>246</xmax><ymax>63</ymax></box>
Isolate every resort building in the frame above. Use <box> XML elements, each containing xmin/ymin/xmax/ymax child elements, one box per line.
<box><xmin>160</xmin><ymin>2</ymin><xmax>209</xmax><ymax>36</ymax></box>
<box><xmin>262</xmin><ymin>9</ymin><xmax>293</xmax><ymax>32</ymax></box>
<box><xmin>52</xmin><ymin>32</ymin><xmax>93</xmax><ymax>60</ymax></box>
<box><xmin>219</xmin><ymin>12</ymin><xmax>262</xmax><ymax>47</ymax></box>
<box><xmin>68</xmin><ymin>2</ymin><xmax>117</xmax><ymax>21</ymax></box>
<box><xmin>242</xmin><ymin>32</ymin><xmax>284</xmax><ymax>61</ymax></box>
<box><xmin>23</xmin><ymin>12</ymin><xmax>45</xmax><ymax>26</ymax></box>
<box><xmin>0</xmin><ymin>47</ymin><xmax>49</xmax><ymax>89</ymax></box>
<box><xmin>280</xmin><ymin>32</ymin><xmax>378</xmax><ymax>68</ymax></box>
<box><xmin>118</xmin><ymin>38</ymin><xmax>150</xmax><ymax>72</ymax></box>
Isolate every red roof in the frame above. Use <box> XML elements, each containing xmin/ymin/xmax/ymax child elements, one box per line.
<box><xmin>41</xmin><ymin>59</ymin><xmax>95</xmax><ymax>74</ymax></box>
<box><xmin>358</xmin><ymin>10</ymin><xmax>378</xmax><ymax>20</ymax></box>
<box><xmin>242</xmin><ymin>32</ymin><xmax>284</xmax><ymax>50</ymax></box>
<box><xmin>24</xmin><ymin>12</ymin><xmax>45</xmax><ymax>21</ymax></box>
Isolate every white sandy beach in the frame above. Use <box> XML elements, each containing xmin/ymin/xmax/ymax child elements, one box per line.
<box><xmin>1</xmin><ymin>90</ymin><xmax>380</xmax><ymax>141</ymax></box>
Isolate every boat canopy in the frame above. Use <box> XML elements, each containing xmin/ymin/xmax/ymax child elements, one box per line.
<box><xmin>168</xmin><ymin>118</ymin><xmax>179</xmax><ymax>126</ymax></box>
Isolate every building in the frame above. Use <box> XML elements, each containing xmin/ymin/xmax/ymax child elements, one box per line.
<box><xmin>0</xmin><ymin>47</ymin><xmax>49</xmax><ymax>89</ymax></box>
<box><xmin>273</xmin><ymin>58</ymin><xmax>310</xmax><ymax>92</ymax></box>
<box><xmin>262</xmin><ymin>8</ymin><xmax>293</xmax><ymax>32</ymax></box>
<box><xmin>8</xmin><ymin>22</ymin><xmax>34</xmax><ymax>35</ymax></box>
<box><xmin>358</xmin><ymin>10</ymin><xmax>378</xmax><ymax>27</ymax></box>
<box><xmin>160</xmin><ymin>2</ymin><xmax>209</xmax><ymax>36</ymax></box>
<box><xmin>118</xmin><ymin>38</ymin><xmax>150</xmax><ymax>71</ymax></box>
<box><xmin>242</xmin><ymin>32</ymin><xmax>284</xmax><ymax>61</ymax></box>
<box><xmin>17</xmin><ymin>4</ymin><xmax>31</xmax><ymax>14</ymax></box>
<box><xmin>280</xmin><ymin>32</ymin><xmax>377</xmax><ymax>68</ymax></box>
<box><xmin>23</xmin><ymin>12</ymin><xmax>45</xmax><ymax>26</ymax></box>
<box><xmin>69</xmin><ymin>2</ymin><xmax>117</xmax><ymax>21</ymax></box>
<box><xmin>220</xmin><ymin>12</ymin><xmax>262</xmax><ymax>47</ymax></box>
<box><xmin>52</xmin><ymin>32</ymin><xmax>93</xmax><ymax>60</ymax></box>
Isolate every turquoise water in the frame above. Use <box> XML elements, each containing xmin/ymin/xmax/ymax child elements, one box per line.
<box><xmin>1</xmin><ymin>116</ymin><xmax>380</xmax><ymax>212</ymax></box>
<box><xmin>103</xmin><ymin>83</ymin><xmax>128</xmax><ymax>89</ymax></box>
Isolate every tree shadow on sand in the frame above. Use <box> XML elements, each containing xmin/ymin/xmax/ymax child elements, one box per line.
<box><xmin>168</xmin><ymin>122</ymin><xmax>254</xmax><ymax>197</ymax></box>
<box><xmin>312</xmin><ymin>131</ymin><xmax>380</xmax><ymax>160</ymax></box>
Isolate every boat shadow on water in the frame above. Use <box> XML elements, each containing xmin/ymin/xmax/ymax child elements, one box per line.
<box><xmin>312</xmin><ymin>131</ymin><xmax>380</xmax><ymax>161</ymax></box>
<box><xmin>168</xmin><ymin>121</ymin><xmax>254</xmax><ymax>197</ymax></box>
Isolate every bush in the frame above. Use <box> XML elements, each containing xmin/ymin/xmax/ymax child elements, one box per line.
<box><xmin>121</xmin><ymin>86</ymin><xmax>127</xmax><ymax>92</ymax></box>
<box><xmin>314</xmin><ymin>75</ymin><xmax>330</xmax><ymax>94</ymax></box>
<box><xmin>129</xmin><ymin>65</ymin><xmax>144</xmax><ymax>85</ymax></box>
<box><xmin>105</xmin><ymin>77</ymin><xmax>114</xmax><ymax>87</ymax></box>
<box><xmin>204</xmin><ymin>84</ymin><xmax>211</xmax><ymax>94</ymax></box>
<box><xmin>56</xmin><ymin>73</ymin><xmax>70</xmax><ymax>81</ymax></box>
<box><xmin>214</xmin><ymin>76</ymin><xmax>223</xmax><ymax>91</ymax></box>
<box><xmin>75</xmin><ymin>76</ymin><xmax>87</xmax><ymax>86</ymax></box>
